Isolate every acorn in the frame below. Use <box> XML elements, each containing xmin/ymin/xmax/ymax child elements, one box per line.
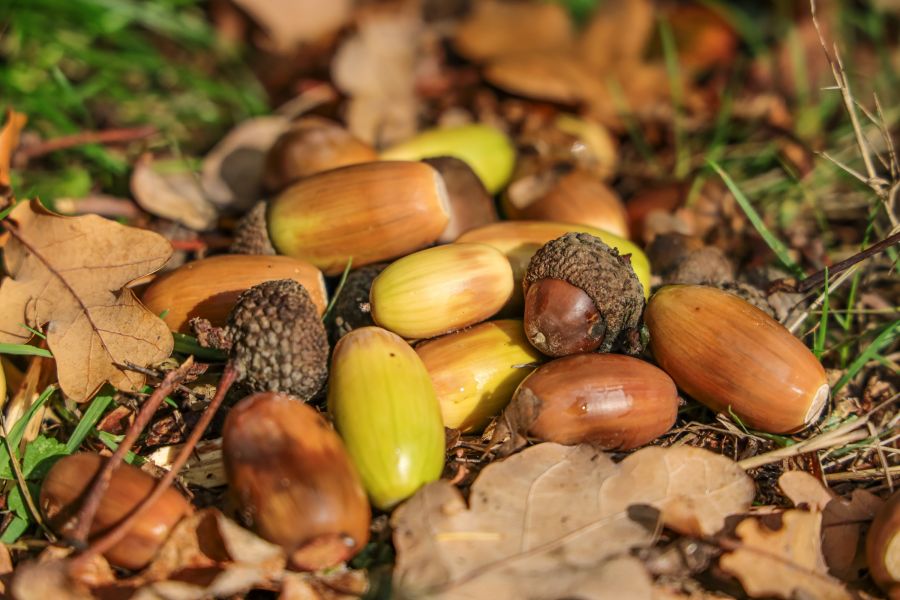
<box><xmin>523</xmin><ymin>233</ymin><xmax>645</xmax><ymax>356</ymax></box>
<box><xmin>380</xmin><ymin>124</ymin><xmax>516</xmax><ymax>194</ymax></box>
<box><xmin>262</xmin><ymin>116</ymin><xmax>378</xmax><ymax>192</ymax></box>
<box><xmin>645</xmin><ymin>285</ymin><xmax>829</xmax><ymax>433</ymax></box>
<box><xmin>415</xmin><ymin>319</ymin><xmax>544</xmax><ymax>433</ymax></box>
<box><xmin>504</xmin><ymin>353</ymin><xmax>678</xmax><ymax>449</ymax></box>
<box><xmin>328</xmin><ymin>327</ymin><xmax>445</xmax><ymax>510</ymax></box>
<box><xmin>328</xmin><ymin>263</ymin><xmax>387</xmax><ymax>343</ymax></box>
<box><xmin>229</xmin><ymin>201</ymin><xmax>276</xmax><ymax>255</ymax></box>
<box><xmin>867</xmin><ymin>490</ymin><xmax>900</xmax><ymax>597</ymax></box>
<box><xmin>370</xmin><ymin>243</ymin><xmax>514</xmax><ymax>340</ymax></box>
<box><xmin>142</xmin><ymin>255</ymin><xmax>327</xmax><ymax>333</ymax></box>
<box><xmin>423</xmin><ymin>156</ymin><xmax>498</xmax><ymax>243</ymax></box>
<box><xmin>503</xmin><ymin>169</ymin><xmax>629</xmax><ymax>238</ymax></box>
<box><xmin>40</xmin><ymin>453</ymin><xmax>192</xmax><ymax>570</ymax></box>
<box><xmin>267</xmin><ymin>161</ymin><xmax>450</xmax><ymax>275</ymax></box>
<box><xmin>455</xmin><ymin>221</ymin><xmax>651</xmax><ymax>314</ymax></box>
<box><xmin>222</xmin><ymin>392</ymin><xmax>371</xmax><ymax>570</ymax></box>
<box><xmin>225</xmin><ymin>279</ymin><xmax>329</xmax><ymax>400</ymax></box>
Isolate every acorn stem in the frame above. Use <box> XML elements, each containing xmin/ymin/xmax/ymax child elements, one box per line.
<box><xmin>67</xmin><ymin>357</ymin><xmax>196</xmax><ymax>545</ymax></box>
<box><xmin>73</xmin><ymin>362</ymin><xmax>237</xmax><ymax>569</ymax></box>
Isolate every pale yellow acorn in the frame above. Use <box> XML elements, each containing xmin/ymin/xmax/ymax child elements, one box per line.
<box><xmin>456</xmin><ymin>220</ymin><xmax>650</xmax><ymax>311</ymax></box>
<box><xmin>328</xmin><ymin>327</ymin><xmax>445</xmax><ymax>510</ymax></box>
<box><xmin>416</xmin><ymin>319</ymin><xmax>544</xmax><ymax>432</ymax></box>
<box><xmin>267</xmin><ymin>161</ymin><xmax>450</xmax><ymax>275</ymax></box>
<box><xmin>370</xmin><ymin>243</ymin><xmax>514</xmax><ymax>340</ymax></box>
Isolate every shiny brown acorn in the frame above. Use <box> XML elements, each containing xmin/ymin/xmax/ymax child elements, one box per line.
<box><xmin>505</xmin><ymin>353</ymin><xmax>678</xmax><ymax>449</ymax></box>
<box><xmin>267</xmin><ymin>161</ymin><xmax>450</xmax><ymax>275</ymax></box>
<box><xmin>645</xmin><ymin>285</ymin><xmax>829</xmax><ymax>434</ymax></box>
<box><xmin>262</xmin><ymin>117</ymin><xmax>378</xmax><ymax>192</ymax></box>
<box><xmin>142</xmin><ymin>254</ymin><xmax>328</xmax><ymax>332</ymax></box>
<box><xmin>40</xmin><ymin>453</ymin><xmax>192</xmax><ymax>570</ymax></box>
<box><xmin>867</xmin><ymin>490</ymin><xmax>900</xmax><ymax>597</ymax></box>
<box><xmin>223</xmin><ymin>392</ymin><xmax>371</xmax><ymax>570</ymax></box>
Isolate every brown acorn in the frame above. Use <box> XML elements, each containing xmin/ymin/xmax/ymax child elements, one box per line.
<box><xmin>40</xmin><ymin>453</ymin><xmax>192</xmax><ymax>570</ymax></box>
<box><xmin>523</xmin><ymin>232</ymin><xmax>645</xmax><ymax>356</ymax></box>
<box><xmin>645</xmin><ymin>285</ymin><xmax>829</xmax><ymax>434</ymax></box>
<box><xmin>423</xmin><ymin>156</ymin><xmax>498</xmax><ymax>243</ymax></box>
<box><xmin>223</xmin><ymin>392</ymin><xmax>371</xmax><ymax>570</ymax></box>
<box><xmin>504</xmin><ymin>353</ymin><xmax>678</xmax><ymax>449</ymax></box>
<box><xmin>867</xmin><ymin>490</ymin><xmax>900</xmax><ymax>597</ymax></box>
<box><xmin>142</xmin><ymin>254</ymin><xmax>328</xmax><ymax>333</ymax></box>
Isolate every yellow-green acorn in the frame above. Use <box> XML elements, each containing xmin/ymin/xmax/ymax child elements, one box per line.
<box><xmin>328</xmin><ymin>327</ymin><xmax>445</xmax><ymax>510</ymax></box>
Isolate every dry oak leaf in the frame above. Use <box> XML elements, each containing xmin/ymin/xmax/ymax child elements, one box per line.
<box><xmin>392</xmin><ymin>443</ymin><xmax>754</xmax><ymax>600</ymax></box>
<box><xmin>720</xmin><ymin>509</ymin><xmax>852</xmax><ymax>600</ymax></box>
<box><xmin>0</xmin><ymin>199</ymin><xmax>174</xmax><ymax>401</ymax></box>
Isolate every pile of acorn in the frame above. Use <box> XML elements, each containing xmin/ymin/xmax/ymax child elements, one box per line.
<box><xmin>37</xmin><ymin>119</ymin><xmax>900</xmax><ymax>595</ymax></box>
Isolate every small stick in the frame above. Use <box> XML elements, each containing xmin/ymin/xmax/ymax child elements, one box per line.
<box><xmin>66</xmin><ymin>357</ymin><xmax>195</xmax><ymax>543</ymax></box>
<box><xmin>17</xmin><ymin>126</ymin><xmax>157</xmax><ymax>161</ymax></box>
<box><xmin>72</xmin><ymin>364</ymin><xmax>237</xmax><ymax>566</ymax></box>
<box><xmin>797</xmin><ymin>229</ymin><xmax>900</xmax><ymax>293</ymax></box>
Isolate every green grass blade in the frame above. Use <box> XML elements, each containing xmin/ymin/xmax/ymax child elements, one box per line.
<box><xmin>172</xmin><ymin>333</ymin><xmax>227</xmax><ymax>362</ymax></box>
<box><xmin>708</xmin><ymin>160</ymin><xmax>806</xmax><ymax>279</ymax></box>
<box><xmin>323</xmin><ymin>258</ymin><xmax>354</xmax><ymax>322</ymax></box>
<box><xmin>814</xmin><ymin>268</ymin><xmax>830</xmax><ymax>359</ymax></box>
<box><xmin>659</xmin><ymin>17</ymin><xmax>690</xmax><ymax>179</ymax></box>
<box><xmin>65</xmin><ymin>392</ymin><xmax>114</xmax><ymax>453</ymax></box>
<box><xmin>833</xmin><ymin>319</ymin><xmax>900</xmax><ymax>393</ymax></box>
<box><xmin>0</xmin><ymin>385</ymin><xmax>56</xmax><ymax>478</ymax></box>
<box><xmin>0</xmin><ymin>344</ymin><xmax>53</xmax><ymax>358</ymax></box>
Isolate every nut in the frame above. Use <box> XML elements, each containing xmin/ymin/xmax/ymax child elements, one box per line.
<box><xmin>867</xmin><ymin>490</ymin><xmax>900</xmax><ymax>597</ymax></box>
<box><xmin>267</xmin><ymin>161</ymin><xmax>450</xmax><ymax>275</ymax></box>
<box><xmin>328</xmin><ymin>327</ymin><xmax>445</xmax><ymax>510</ymax></box>
<box><xmin>222</xmin><ymin>392</ymin><xmax>371</xmax><ymax>570</ymax></box>
<box><xmin>645</xmin><ymin>284</ymin><xmax>829</xmax><ymax>434</ymax></box>
<box><xmin>415</xmin><ymin>319</ymin><xmax>544</xmax><ymax>432</ymax></box>
<box><xmin>142</xmin><ymin>254</ymin><xmax>327</xmax><ymax>333</ymax></box>
<box><xmin>504</xmin><ymin>353</ymin><xmax>678</xmax><ymax>449</ymax></box>
<box><xmin>370</xmin><ymin>243</ymin><xmax>514</xmax><ymax>340</ymax></box>
<box><xmin>40</xmin><ymin>453</ymin><xmax>192</xmax><ymax>570</ymax></box>
<box><xmin>380</xmin><ymin>124</ymin><xmax>516</xmax><ymax>194</ymax></box>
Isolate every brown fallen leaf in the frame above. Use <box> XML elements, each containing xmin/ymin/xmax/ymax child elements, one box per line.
<box><xmin>719</xmin><ymin>509</ymin><xmax>852</xmax><ymax>600</ymax></box>
<box><xmin>131</xmin><ymin>154</ymin><xmax>219</xmax><ymax>231</ymax></box>
<box><xmin>0</xmin><ymin>199</ymin><xmax>174</xmax><ymax>401</ymax></box>
<box><xmin>779</xmin><ymin>471</ymin><xmax>885</xmax><ymax>580</ymax></box>
<box><xmin>393</xmin><ymin>443</ymin><xmax>754</xmax><ymax>599</ymax></box>
<box><xmin>453</xmin><ymin>1</ymin><xmax>573</xmax><ymax>62</ymax></box>
<box><xmin>0</xmin><ymin>109</ymin><xmax>27</xmax><ymax>196</ymax></box>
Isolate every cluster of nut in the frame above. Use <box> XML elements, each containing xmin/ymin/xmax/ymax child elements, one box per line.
<box><xmin>39</xmin><ymin>116</ymin><xmax>856</xmax><ymax>583</ymax></box>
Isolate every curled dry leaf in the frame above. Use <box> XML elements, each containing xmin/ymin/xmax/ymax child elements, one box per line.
<box><xmin>200</xmin><ymin>115</ymin><xmax>290</xmax><ymax>212</ymax></box>
<box><xmin>0</xmin><ymin>199</ymin><xmax>174</xmax><ymax>401</ymax></box>
<box><xmin>331</xmin><ymin>7</ymin><xmax>421</xmax><ymax>146</ymax></box>
<box><xmin>720</xmin><ymin>509</ymin><xmax>852</xmax><ymax>600</ymax></box>
<box><xmin>392</xmin><ymin>443</ymin><xmax>754</xmax><ymax>600</ymax></box>
<box><xmin>779</xmin><ymin>470</ymin><xmax>885</xmax><ymax>580</ymax></box>
<box><xmin>131</xmin><ymin>154</ymin><xmax>219</xmax><ymax>231</ymax></box>
<box><xmin>231</xmin><ymin>0</ymin><xmax>351</xmax><ymax>54</ymax></box>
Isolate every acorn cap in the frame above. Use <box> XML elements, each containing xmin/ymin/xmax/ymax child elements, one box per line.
<box><xmin>329</xmin><ymin>263</ymin><xmax>387</xmax><ymax>343</ymax></box>
<box><xmin>226</xmin><ymin>279</ymin><xmax>328</xmax><ymax>400</ymax></box>
<box><xmin>230</xmin><ymin>201</ymin><xmax>275</xmax><ymax>255</ymax></box>
<box><xmin>524</xmin><ymin>232</ymin><xmax>644</xmax><ymax>354</ymax></box>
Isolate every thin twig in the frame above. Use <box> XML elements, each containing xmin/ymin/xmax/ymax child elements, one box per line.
<box><xmin>867</xmin><ymin>421</ymin><xmax>894</xmax><ymax>492</ymax></box>
<box><xmin>66</xmin><ymin>357</ymin><xmax>195</xmax><ymax>543</ymax></box>
<box><xmin>825</xmin><ymin>466</ymin><xmax>900</xmax><ymax>482</ymax></box>
<box><xmin>787</xmin><ymin>266</ymin><xmax>858</xmax><ymax>334</ymax></box>
<box><xmin>17</xmin><ymin>126</ymin><xmax>157</xmax><ymax>161</ymax></box>
<box><xmin>73</xmin><ymin>364</ymin><xmax>236</xmax><ymax>566</ymax></box>
<box><xmin>0</xmin><ymin>414</ymin><xmax>56</xmax><ymax>542</ymax></box>
<box><xmin>797</xmin><ymin>230</ymin><xmax>900</xmax><ymax>293</ymax></box>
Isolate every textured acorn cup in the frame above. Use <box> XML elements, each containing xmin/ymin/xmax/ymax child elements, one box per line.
<box><xmin>262</xmin><ymin>117</ymin><xmax>378</xmax><ymax>192</ymax></box>
<box><xmin>416</xmin><ymin>319</ymin><xmax>544</xmax><ymax>433</ymax></box>
<box><xmin>328</xmin><ymin>263</ymin><xmax>387</xmax><ymax>343</ymax></box>
<box><xmin>267</xmin><ymin>161</ymin><xmax>450</xmax><ymax>275</ymax></box>
<box><xmin>225</xmin><ymin>279</ymin><xmax>329</xmax><ymax>400</ymax></box>
<box><xmin>455</xmin><ymin>220</ymin><xmax>651</xmax><ymax>315</ymax></box>
<box><xmin>503</xmin><ymin>169</ymin><xmax>628</xmax><ymax>238</ymax></box>
<box><xmin>867</xmin><ymin>490</ymin><xmax>900</xmax><ymax>596</ymax></box>
<box><xmin>230</xmin><ymin>201</ymin><xmax>276</xmax><ymax>255</ymax></box>
<box><xmin>645</xmin><ymin>285</ymin><xmax>829</xmax><ymax>434</ymax></box>
<box><xmin>505</xmin><ymin>353</ymin><xmax>678</xmax><ymax>449</ymax></box>
<box><xmin>222</xmin><ymin>392</ymin><xmax>371</xmax><ymax>570</ymax></box>
<box><xmin>142</xmin><ymin>254</ymin><xmax>327</xmax><ymax>333</ymax></box>
<box><xmin>423</xmin><ymin>156</ymin><xmax>498</xmax><ymax>243</ymax></box>
<box><xmin>380</xmin><ymin>124</ymin><xmax>516</xmax><ymax>194</ymax></box>
<box><xmin>40</xmin><ymin>453</ymin><xmax>192</xmax><ymax>570</ymax></box>
<box><xmin>370</xmin><ymin>243</ymin><xmax>514</xmax><ymax>340</ymax></box>
<box><xmin>328</xmin><ymin>327</ymin><xmax>445</xmax><ymax>510</ymax></box>
<box><xmin>523</xmin><ymin>233</ymin><xmax>645</xmax><ymax>356</ymax></box>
